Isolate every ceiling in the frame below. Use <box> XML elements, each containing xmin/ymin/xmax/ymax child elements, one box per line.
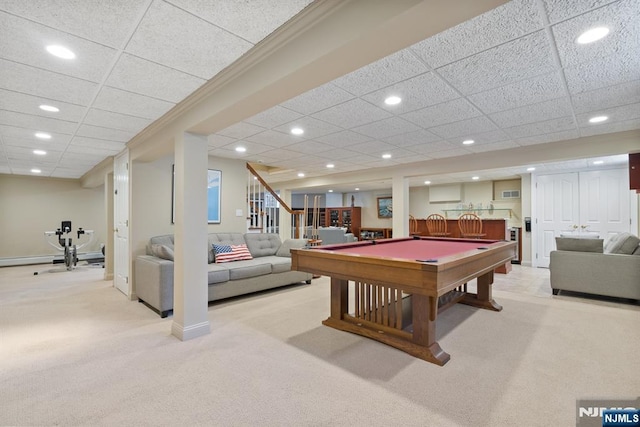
<box><xmin>1</xmin><ymin>0</ymin><xmax>639</xmax><ymax>192</ymax></box>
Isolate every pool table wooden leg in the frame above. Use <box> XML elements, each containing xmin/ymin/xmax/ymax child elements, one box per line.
<box><xmin>461</xmin><ymin>270</ymin><xmax>503</xmax><ymax>311</ymax></box>
<box><xmin>328</xmin><ymin>277</ymin><xmax>348</xmax><ymax>320</ymax></box>
<box><xmin>410</xmin><ymin>294</ymin><xmax>450</xmax><ymax>365</ymax></box>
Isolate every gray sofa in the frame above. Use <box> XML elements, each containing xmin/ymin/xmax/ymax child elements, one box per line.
<box><xmin>550</xmin><ymin>232</ymin><xmax>640</xmax><ymax>302</ymax></box>
<box><xmin>134</xmin><ymin>233</ymin><xmax>313</xmax><ymax>317</ymax></box>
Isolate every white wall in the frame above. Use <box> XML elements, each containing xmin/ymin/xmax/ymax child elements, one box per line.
<box><xmin>0</xmin><ymin>174</ymin><xmax>105</xmax><ymax>258</ymax></box>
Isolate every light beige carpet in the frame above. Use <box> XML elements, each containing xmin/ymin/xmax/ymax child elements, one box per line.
<box><xmin>0</xmin><ymin>264</ymin><xmax>638</xmax><ymax>426</ymax></box>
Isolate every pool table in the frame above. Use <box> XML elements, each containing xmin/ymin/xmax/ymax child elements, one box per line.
<box><xmin>290</xmin><ymin>236</ymin><xmax>516</xmax><ymax>366</ymax></box>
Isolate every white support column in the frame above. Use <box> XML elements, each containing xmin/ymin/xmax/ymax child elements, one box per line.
<box><xmin>392</xmin><ymin>174</ymin><xmax>409</xmax><ymax>237</ymax></box>
<box><xmin>172</xmin><ymin>132</ymin><xmax>210</xmax><ymax>341</ymax></box>
<box><xmin>279</xmin><ymin>189</ymin><xmax>292</xmax><ymax>240</ymax></box>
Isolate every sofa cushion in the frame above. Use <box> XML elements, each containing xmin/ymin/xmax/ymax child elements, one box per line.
<box><xmin>150</xmin><ymin>244</ymin><xmax>174</xmax><ymax>260</ymax></box>
<box><xmin>225</xmin><ymin>260</ymin><xmax>272</xmax><ymax>280</ymax></box>
<box><xmin>208</xmin><ymin>233</ymin><xmax>246</xmax><ymax>263</ymax></box>
<box><xmin>244</xmin><ymin>233</ymin><xmax>281</xmax><ymax>257</ymax></box>
<box><xmin>207</xmin><ymin>264</ymin><xmax>230</xmax><ymax>284</ymax></box>
<box><xmin>604</xmin><ymin>232</ymin><xmax>640</xmax><ymax>255</ymax></box>
<box><xmin>555</xmin><ymin>237</ymin><xmax>603</xmax><ymax>253</ymax></box>
<box><xmin>147</xmin><ymin>235</ymin><xmax>174</xmax><ymax>255</ymax></box>
<box><xmin>275</xmin><ymin>239</ymin><xmax>308</xmax><ymax>257</ymax></box>
<box><xmin>633</xmin><ymin>244</ymin><xmax>640</xmax><ymax>255</ymax></box>
<box><xmin>262</xmin><ymin>255</ymin><xmax>292</xmax><ymax>274</ymax></box>
<box><xmin>213</xmin><ymin>244</ymin><xmax>253</xmax><ymax>263</ymax></box>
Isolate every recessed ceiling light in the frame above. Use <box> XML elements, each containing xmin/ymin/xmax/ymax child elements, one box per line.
<box><xmin>39</xmin><ymin>105</ymin><xmax>59</xmax><ymax>112</ymax></box>
<box><xmin>31</xmin><ymin>168</ymin><xmax>42</xmax><ymax>174</ymax></box>
<box><xmin>297</xmin><ymin>172</ymin><xmax>305</xmax><ymax>177</ymax></box>
<box><xmin>384</xmin><ymin>96</ymin><xmax>402</xmax><ymax>106</ymax></box>
<box><xmin>328</xmin><ymin>190</ymin><xmax>333</xmax><ymax>193</ymax></box>
<box><xmin>35</xmin><ymin>132</ymin><xmax>51</xmax><ymax>139</ymax></box>
<box><xmin>33</xmin><ymin>150</ymin><xmax>47</xmax><ymax>155</ymax></box>
<box><xmin>576</xmin><ymin>27</ymin><xmax>609</xmax><ymax>44</ymax></box>
<box><xmin>326</xmin><ymin>164</ymin><xmax>335</xmax><ymax>168</ymax></box>
<box><xmin>472</xmin><ymin>176</ymin><xmax>480</xmax><ymax>180</ymax></box>
<box><xmin>424</xmin><ymin>180</ymin><xmax>431</xmax><ymax>185</ymax></box>
<box><xmin>291</xmin><ymin>127</ymin><xmax>304</xmax><ymax>135</ymax></box>
<box><xmin>46</xmin><ymin>45</ymin><xmax>76</xmax><ymax>59</ymax></box>
<box><xmin>593</xmin><ymin>160</ymin><xmax>604</xmax><ymax>165</ymax></box>
<box><xmin>527</xmin><ymin>167</ymin><xmax>536</xmax><ymax>172</ymax></box>
<box><xmin>589</xmin><ymin>115</ymin><xmax>608</xmax><ymax>123</ymax></box>
<box><xmin>235</xmin><ymin>146</ymin><xmax>246</xmax><ymax>152</ymax></box>
<box><xmin>382</xmin><ymin>153</ymin><xmax>392</xmax><ymax>159</ymax></box>
<box><xmin>355</xmin><ymin>188</ymin><xmax>360</xmax><ymax>191</ymax></box>
<box><xmin>462</xmin><ymin>139</ymin><xmax>475</xmax><ymax>145</ymax></box>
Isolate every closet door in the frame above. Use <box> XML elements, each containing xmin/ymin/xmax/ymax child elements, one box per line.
<box><xmin>535</xmin><ymin>173</ymin><xmax>580</xmax><ymax>268</ymax></box>
<box><xmin>579</xmin><ymin>169</ymin><xmax>630</xmax><ymax>241</ymax></box>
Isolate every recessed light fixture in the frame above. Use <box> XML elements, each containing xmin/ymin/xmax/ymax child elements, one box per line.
<box><xmin>31</xmin><ymin>168</ymin><xmax>42</xmax><ymax>174</ymax></box>
<box><xmin>46</xmin><ymin>44</ymin><xmax>76</xmax><ymax>59</ymax></box>
<box><xmin>382</xmin><ymin>153</ymin><xmax>392</xmax><ymax>159</ymax></box>
<box><xmin>33</xmin><ymin>150</ymin><xmax>47</xmax><ymax>155</ymax></box>
<box><xmin>462</xmin><ymin>139</ymin><xmax>475</xmax><ymax>145</ymax></box>
<box><xmin>472</xmin><ymin>176</ymin><xmax>480</xmax><ymax>180</ymax></box>
<box><xmin>326</xmin><ymin>163</ymin><xmax>335</xmax><ymax>168</ymax></box>
<box><xmin>355</xmin><ymin>188</ymin><xmax>360</xmax><ymax>191</ymax></box>
<box><xmin>297</xmin><ymin>172</ymin><xmax>305</xmax><ymax>177</ymax></box>
<box><xmin>593</xmin><ymin>160</ymin><xmax>604</xmax><ymax>165</ymax></box>
<box><xmin>527</xmin><ymin>167</ymin><xmax>536</xmax><ymax>172</ymax></box>
<box><xmin>384</xmin><ymin>96</ymin><xmax>402</xmax><ymax>106</ymax></box>
<box><xmin>235</xmin><ymin>146</ymin><xmax>246</xmax><ymax>152</ymax></box>
<box><xmin>589</xmin><ymin>115</ymin><xmax>608</xmax><ymax>123</ymax></box>
<box><xmin>328</xmin><ymin>190</ymin><xmax>334</xmax><ymax>193</ymax></box>
<box><xmin>291</xmin><ymin>127</ymin><xmax>304</xmax><ymax>135</ymax></box>
<box><xmin>35</xmin><ymin>132</ymin><xmax>51</xmax><ymax>139</ymax></box>
<box><xmin>424</xmin><ymin>180</ymin><xmax>431</xmax><ymax>185</ymax></box>
<box><xmin>39</xmin><ymin>105</ymin><xmax>59</xmax><ymax>112</ymax></box>
<box><xmin>576</xmin><ymin>27</ymin><xmax>609</xmax><ymax>44</ymax></box>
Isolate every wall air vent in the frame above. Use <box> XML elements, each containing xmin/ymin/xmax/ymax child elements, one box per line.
<box><xmin>501</xmin><ymin>190</ymin><xmax>520</xmax><ymax>199</ymax></box>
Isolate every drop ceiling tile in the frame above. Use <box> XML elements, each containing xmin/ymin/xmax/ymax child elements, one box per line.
<box><xmin>0</xmin><ymin>89</ymin><xmax>86</xmax><ymax>122</ymax></box>
<box><xmin>429</xmin><ymin>116</ymin><xmax>499</xmax><ymax>140</ymax></box>
<box><xmin>169</xmin><ymin>0</ymin><xmax>313</xmax><ymax>44</ymax></box>
<box><xmin>351</xmin><ymin>117</ymin><xmax>421</xmax><ymax>140</ymax></box>
<box><xmin>5</xmin><ymin>146</ymin><xmax>62</xmax><ymax>163</ymax></box>
<box><xmin>69</xmin><ymin>136</ymin><xmax>126</xmax><ymax>151</ymax></box>
<box><xmin>422</xmin><ymin>147</ymin><xmax>472</xmax><ymax>159</ymax></box>
<box><xmin>576</xmin><ymin>102</ymin><xmax>640</xmax><ymax>127</ymax></box>
<box><xmin>274</xmin><ymin>116</ymin><xmax>342</xmax><ymax>140</ymax></box>
<box><xmin>0</xmin><ymin>111</ymin><xmax>77</xmax><ymax>134</ymax></box>
<box><xmin>84</xmin><ymin>109</ymin><xmax>152</xmax><ymax>133</ymax></box>
<box><xmin>465</xmin><ymin>140</ymin><xmax>520</xmax><ymax>153</ymax></box>
<box><xmin>244</xmin><ymin>106</ymin><xmax>303</xmax><ymax>129</ymax></box>
<box><xmin>0</xmin><ymin>12</ymin><xmax>119</xmax><ymax>82</ymax></box>
<box><xmin>75</xmin><ymin>125</ymin><xmax>135</xmax><ymax>143</ymax></box>
<box><xmin>245</xmin><ymin>129</ymin><xmax>299</xmax><ymax>148</ymax></box>
<box><xmin>106</xmin><ymin>53</ymin><xmax>206</xmax><ymax>103</ymax></box>
<box><xmin>125</xmin><ymin>1</ymin><xmax>253</xmax><ymax>79</ymax></box>
<box><xmin>0</xmin><ymin>59</ymin><xmax>98</xmax><ymax>105</ymax></box>
<box><xmin>571</xmin><ymin>80</ymin><xmax>640</xmax><ymax>114</ymax></box>
<box><xmin>285</xmin><ymin>140</ymin><xmax>335</xmax><ymax>155</ymax></box>
<box><xmin>258</xmin><ymin>148</ymin><xmax>307</xmax><ymax>162</ymax></box>
<box><xmin>578</xmin><ymin>117</ymin><xmax>640</xmax><ymax>137</ymax></box>
<box><xmin>514</xmin><ymin>128</ymin><xmax>579</xmax><ymax>146</ymax></box>
<box><xmin>449</xmin><ymin>129</ymin><xmax>511</xmax><ymax>145</ymax></box>
<box><xmin>1</xmin><ymin>135</ymin><xmax>71</xmax><ymax>151</ymax></box>
<box><xmin>490</xmin><ymin>97</ymin><xmax>574</xmax><ymax>128</ymax></box>
<box><xmin>542</xmin><ymin>0</ymin><xmax>620</xmax><ymax>24</ymax></box>
<box><xmin>208</xmin><ymin>134</ymin><xmax>236</xmax><ymax>148</ymax></box>
<box><xmin>224</xmin><ymin>140</ymin><xmax>284</xmax><ymax>155</ymax></box>
<box><xmin>331</xmin><ymin>49</ymin><xmax>429</xmax><ymax>96</ymax></box>
<box><xmin>313</xmin><ymin>98</ymin><xmax>392</xmax><ymax>129</ymax></box>
<box><xmin>362</xmin><ymin>72</ymin><xmax>460</xmax><ymax>114</ymax></box>
<box><xmin>410</xmin><ymin>0</ymin><xmax>544</xmax><ymax>68</ymax></box>
<box><xmin>505</xmin><ymin>116</ymin><xmax>577</xmax><ymax>139</ymax></box>
<box><xmin>383</xmin><ymin>129</ymin><xmax>442</xmax><ymax>148</ymax></box>
<box><xmin>217</xmin><ymin>122</ymin><xmax>266</xmax><ymax>140</ymax></box>
<box><xmin>348</xmin><ymin>140</ymin><xmax>400</xmax><ymax>157</ymax></box>
<box><xmin>468</xmin><ymin>71</ymin><xmax>566</xmax><ymax>114</ymax></box>
<box><xmin>93</xmin><ymin>86</ymin><xmax>175</xmax><ymax>120</ymax></box>
<box><xmin>552</xmin><ymin>0</ymin><xmax>639</xmax><ymax>69</ymax></box>
<box><xmin>401</xmin><ymin>98</ymin><xmax>482</xmax><ymax>129</ymax></box>
<box><xmin>0</xmin><ymin>0</ymin><xmax>149</xmax><ymax>47</ymax></box>
<box><xmin>315</xmin><ymin>130</ymin><xmax>373</xmax><ymax>147</ymax></box>
<box><xmin>313</xmin><ymin>147</ymin><xmax>362</xmax><ymax>161</ymax></box>
<box><xmin>66</xmin><ymin>143</ymin><xmax>121</xmax><ymax>156</ymax></box>
<box><xmin>406</xmin><ymin>140</ymin><xmax>460</xmax><ymax>155</ymax></box>
<box><xmin>50</xmin><ymin>168</ymin><xmax>86</xmax><ymax>178</ymax></box>
<box><xmin>437</xmin><ymin>31</ymin><xmax>557</xmax><ymax>95</ymax></box>
<box><xmin>564</xmin><ymin>48</ymin><xmax>640</xmax><ymax>94</ymax></box>
<box><xmin>281</xmin><ymin>82</ymin><xmax>356</xmax><ymax>115</ymax></box>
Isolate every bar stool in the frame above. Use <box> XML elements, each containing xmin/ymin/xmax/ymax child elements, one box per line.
<box><xmin>458</xmin><ymin>213</ymin><xmax>486</xmax><ymax>238</ymax></box>
<box><xmin>426</xmin><ymin>214</ymin><xmax>451</xmax><ymax>237</ymax></box>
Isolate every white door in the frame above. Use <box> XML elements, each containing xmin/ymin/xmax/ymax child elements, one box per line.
<box><xmin>579</xmin><ymin>168</ymin><xmax>630</xmax><ymax>241</ymax></box>
<box><xmin>535</xmin><ymin>168</ymin><xmax>630</xmax><ymax>268</ymax></box>
<box><xmin>535</xmin><ymin>173</ymin><xmax>580</xmax><ymax>268</ymax></box>
<box><xmin>114</xmin><ymin>150</ymin><xmax>130</xmax><ymax>296</ymax></box>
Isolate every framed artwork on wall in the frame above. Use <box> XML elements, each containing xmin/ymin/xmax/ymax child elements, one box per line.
<box><xmin>377</xmin><ymin>197</ymin><xmax>392</xmax><ymax>218</ymax></box>
<box><xmin>207</xmin><ymin>169</ymin><xmax>221</xmax><ymax>223</ymax></box>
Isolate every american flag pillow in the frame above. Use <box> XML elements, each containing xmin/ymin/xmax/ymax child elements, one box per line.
<box><xmin>213</xmin><ymin>244</ymin><xmax>253</xmax><ymax>263</ymax></box>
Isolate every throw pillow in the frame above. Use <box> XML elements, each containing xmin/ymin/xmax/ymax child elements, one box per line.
<box><xmin>604</xmin><ymin>232</ymin><xmax>640</xmax><ymax>255</ymax></box>
<box><xmin>151</xmin><ymin>244</ymin><xmax>174</xmax><ymax>261</ymax></box>
<box><xmin>213</xmin><ymin>244</ymin><xmax>253</xmax><ymax>263</ymax></box>
<box><xmin>555</xmin><ymin>237</ymin><xmax>603</xmax><ymax>253</ymax></box>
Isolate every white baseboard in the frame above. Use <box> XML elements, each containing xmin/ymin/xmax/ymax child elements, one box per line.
<box><xmin>0</xmin><ymin>252</ymin><xmax>104</xmax><ymax>268</ymax></box>
<box><xmin>171</xmin><ymin>320</ymin><xmax>211</xmax><ymax>341</ymax></box>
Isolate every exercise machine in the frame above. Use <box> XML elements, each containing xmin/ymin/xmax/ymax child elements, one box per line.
<box><xmin>36</xmin><ymin>221</ymin><xmax>95</xmax><ymax>274</ymax></box>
